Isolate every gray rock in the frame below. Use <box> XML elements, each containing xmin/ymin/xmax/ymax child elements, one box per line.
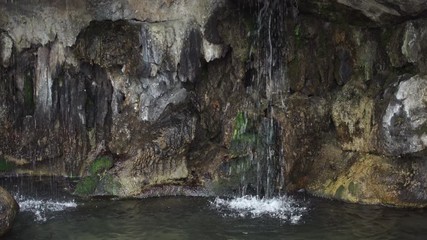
<box><xmin>0</xmin><ymin>0</ymin><xmax>225</xmax><ymax>50</ymax></box>
<box><xmin>401</xmin><ymin>20</ymin><xmax>427</xmax><ymax>73</ymax></box>
<box><xmin>0</xmin><ymin>32</ymin><xmax>13</xmax><ymax>68</ymax></box>
<box><xmin>382</xmin><ymin>75</ymin><xmax>427</xmax><ymax>155</ymax></box>
<box><xmin>0</xmin><ymin>187</ymin><xmax>18</xmax><ymax>237</ymax></box>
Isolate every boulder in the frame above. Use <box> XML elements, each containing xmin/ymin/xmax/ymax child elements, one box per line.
<box><xmin>0</xmin><ymin>187</ymin><xmax>18</xmax><ymax>236</ymax></box>
<box><xmin>381</xmin><ymin>75</ymin><xmax>427</xmax><ymax>156</ymax></box>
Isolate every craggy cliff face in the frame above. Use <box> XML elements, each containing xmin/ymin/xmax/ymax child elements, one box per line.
<box><xmin>1</xmin><ymin>0</ymin><xmax>427</xmax><ymax>207</ymax></box>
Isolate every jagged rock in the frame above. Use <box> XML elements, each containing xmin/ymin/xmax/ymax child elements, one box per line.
<box><xmin>93</xmin><ymin>104</ymin><xmax>197</xmax><ymax>197</ymax></box>
<box><xmin>299</xmin><ymin>0</ymin><xmax>427</xmax><ymax>24</ymax></box>
<box><xmin>76</xmin><ymin>20</ymin><xmax>192</xmax><ymax>122</ymax></box>
<box><xmin>0</xmin><ymin>187</ymin><xmax>18</xmax><ymax>237</ymax></box>
<box><xmin>381</xmin><ymin>75</ymin><xmax>427</xmax><ymax>156</ymax></box>
<box><xmin>0</xmin><ymin>0</ymin><xmax>221</xmax><ymax>179</ymax></box>
<box><xmin>0</xmin><ymin>0</ymin><xmax>224</xmax><ymax>50</ymax></box>
<box><xmin>336</xmin><ymin>0</ymin><xmax>427</xmax><ymax>22</ymax></box>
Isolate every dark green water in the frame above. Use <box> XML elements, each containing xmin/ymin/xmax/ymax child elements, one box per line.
<box><xmin>2</xmin><ymin>177</ymin><xmax>427</xmax><ymax>240</ymax></box>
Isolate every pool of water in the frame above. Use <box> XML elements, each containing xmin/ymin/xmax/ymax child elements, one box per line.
<box><xmin>2</xmin><ymin>177</ymin><xmax>427</xmax><ymax>240</ymax></box>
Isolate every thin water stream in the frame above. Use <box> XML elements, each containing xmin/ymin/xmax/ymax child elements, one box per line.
<box><xmin>2</xmin><ymin>177</ymin><xmax>427</xmax><ymax>240</ymax></box>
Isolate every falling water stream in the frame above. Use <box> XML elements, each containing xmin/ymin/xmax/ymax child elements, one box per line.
<box><xmin>213</xmin><ymin>0</ymin><xmax>292</xmax><ymax>217</ymax></box>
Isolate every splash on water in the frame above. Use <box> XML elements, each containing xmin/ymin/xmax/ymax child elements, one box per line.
<box><xmin>14</xmin><ymin>195</ymin><xmax>77</xmax><ymax>222</ymax></box>
<box><xmin>211</xmin><ymin>195</ymin><xmax>307</xmax><ymax>224</ymax></box>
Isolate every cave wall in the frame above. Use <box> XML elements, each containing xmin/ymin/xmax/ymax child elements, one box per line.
<box><xmin>0</xmin><ymin>0</ymin><xmax>427</xmax><ymax>206</ymax></box>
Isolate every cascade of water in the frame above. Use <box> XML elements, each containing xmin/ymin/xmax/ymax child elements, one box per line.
<box><xmin>247</xmin><ymin>0</ymin><xmax>294</xmax><ymax>199</ymax></box>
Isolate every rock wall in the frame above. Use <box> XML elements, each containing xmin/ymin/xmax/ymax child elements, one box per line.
<box><xmin>282</xmin><ymin>0</ymin><xmax>427</xmax><ymax>206</ymax></box>
<box><xmin>1</xmin><ymin>0</ymin><xmax>427</xmax><ymax>206</ymax></box>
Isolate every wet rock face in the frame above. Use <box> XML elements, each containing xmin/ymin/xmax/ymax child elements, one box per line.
<box><xmin>0</xmin><ymin>187</ymin><xmax>18</xmax><ymax>237</ymax></box>
<box><xmin>0</xmin><ymin>0</ymin><xmax>222</xmax><ymax>50</ymax></box>
<box><xmin>75</xmin><ymin>20</ymin><xmax>193</xmax><ymax>122</ymax></box>
<box><xmin>1</xmin><ymin>0</ymin><xmax>427</xmax><ymax>207</ymax></box>
<box><xmin>0</xmin><ymin>0</ymin><xmax>220</xmax><ymax>195</ymax></box>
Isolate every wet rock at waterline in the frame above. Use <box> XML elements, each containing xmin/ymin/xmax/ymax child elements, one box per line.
<box><xmin>0</xmin><ymin>187</ymin><xmax>18</xmax><ymax>236</ymax></box>
<box><xmin>307</xmin><ymin>143</ymin><xmax>427</xmax><ymax>207</ymax></box>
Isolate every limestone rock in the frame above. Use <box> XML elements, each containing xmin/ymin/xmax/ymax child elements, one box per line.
<box><xmin>307</xmin><ymin>143</ymin><xmax>427</xmax><ymax>207</ymax></box>
<box><xmin>97</xmin><ymin>104</ymin><xmax>196</xmax><ymax>197</ymax></box>
<box><xmin>0</xmin><ymin>0</ymin><xmax>224</xmax><ymax>50</ymax></box>
<box><xmin>0</xmin><ymin>187</ymin><xmax>18</xmax><ymax>237</ymax></box>
<box><xmin>381</xmin><ymin>75</ymin><xmax>427</xmax><ymax>156</ymax></box>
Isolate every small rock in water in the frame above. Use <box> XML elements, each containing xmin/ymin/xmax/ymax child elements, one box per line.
<box><xmin>0</xmin><ymin>187</ymin><xmax>19</xmax><ymax>236</ymax></box>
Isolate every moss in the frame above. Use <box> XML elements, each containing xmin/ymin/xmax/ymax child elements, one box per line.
<box><xmin>231</xmin><ymin>112</ymin><xmax>258</xmax><ymax>155</ymax></box>
<box><xmin>348</xmin><ymin>181</ymin><xmax>360</xmax><ymax>196</ymax></box>
<box><xmin>232</xmin><ymin>112</ymin><xmax>248</xmax><ymax>140</ymax></box>
<box><xmin>89</xmin><ymin>156</ymin><xmax>113</xmax><ymax>175</ymax></box>
<box><xmin>0</xmin><ymin>157</ymin><xmax>16</xmax><ymax>172</ymax></box>
<box><xmin>74</xmin><ymin>175</ymin><xmax>99</xmax><ymax>196</ymax></box>
<box><xmin>335</xmin><ymin>185</ymin><xmax>346</xmax><ymax>199</ymax></box>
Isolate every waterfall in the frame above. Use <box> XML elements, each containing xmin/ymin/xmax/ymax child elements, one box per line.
<box><xmin>224</xmin><ymin>0</ymin><xmax>297</xmax><ymax>199</ymax></box>
<box><xmin>253</xmin><ymin>0</ymin><xmax>292</xmax><ymax>199</ymax></box>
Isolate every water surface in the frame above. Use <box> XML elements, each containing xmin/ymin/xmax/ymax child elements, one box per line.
<box><xmin>2</xmin><ymin>177</ymin><xmax>427</xmax><ymax>240</ymax></box>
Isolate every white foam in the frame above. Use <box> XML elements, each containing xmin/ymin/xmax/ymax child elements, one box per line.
<box><xmin>14</xmin><ymin>195</ymin><xmax>77</xmax><ymax>222</ymax></box>
<box><xmin>211</xmin><ymin>195</ymin><xmax>307</xmax><ymax>224</ymax></box>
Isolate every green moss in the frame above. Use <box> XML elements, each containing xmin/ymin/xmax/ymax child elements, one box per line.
<box><xmin>231</xmin><ymin>112</ymin><xmax>259</xmax><ymax>156</ymax></box>
<box><xmin>335</xmin><ymin>185</ymin><xmax>346</xmax><ymax>199</ymax></box>
<box><xmin>89</xmin><ymin>156</ymin><xmax>113</xmax><ymax>175</ymax></box>
<box><xmin>348</xmin><ymin>181</ymin><xmax>360</xmax><ymax>196</ymax></box>
<box><xmin>74</xmin><ymin>175</ymin><xmax>99</xmax><ymax>196</ymax></box>
<box><xmin>0</xmin><ymin>157</ymin><xmax>16</xmax><ymax>172</ymax></box>
<box><xmin>232</xmin><ymin>112</ymin><xmax>248</xmax><ymax>140</ymax></box>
